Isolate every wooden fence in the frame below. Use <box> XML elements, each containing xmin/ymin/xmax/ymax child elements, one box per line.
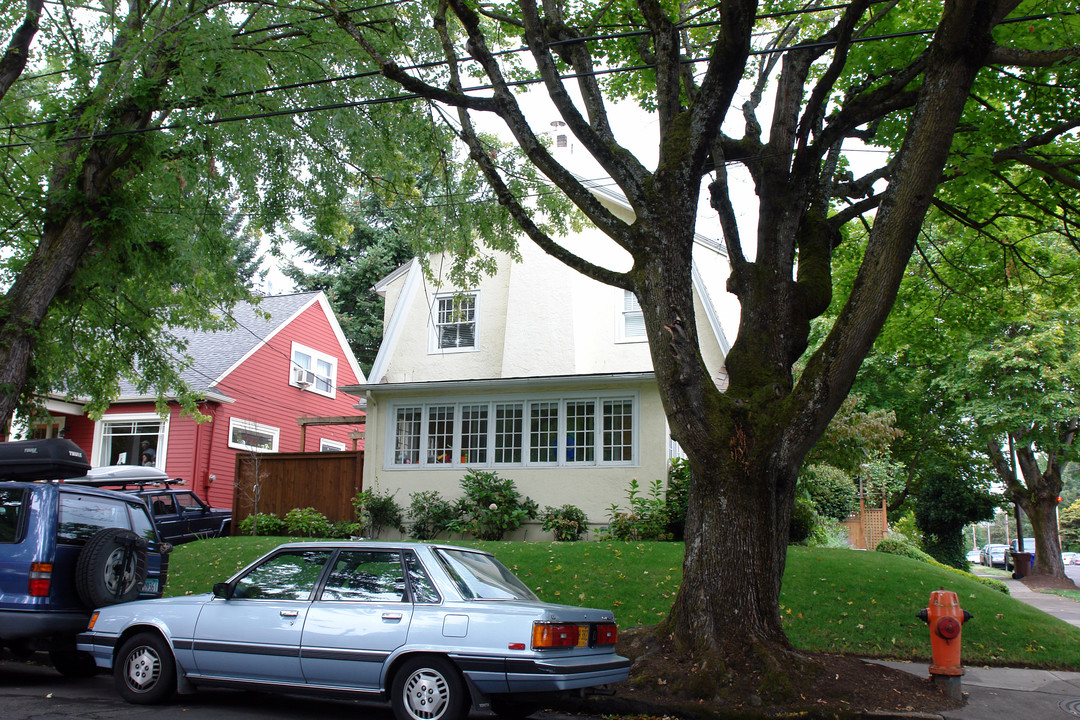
<box><xmin>232</xmin><ymin>451</ymin><xmax>364</xmax><ymax>527</ymax></box>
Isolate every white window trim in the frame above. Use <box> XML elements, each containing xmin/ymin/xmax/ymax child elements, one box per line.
<box><xmin>615</xmin><ymin>288</ymin><xmax>647</xmax><ymax>344</ymax></box>
<box><xmin>384</xmin><ymin>390</ymin><xmax>639</xmax><ymax>470</ymax></box>
<box><xmin>429</xmin><ymin>290</ymin><xmax>480</xmax><ymax>354</ymax></box>
<box><xmin>320</xmin><ymin>438</ymin><xmax>346</xmax><ymax>452</ymax></box>
<box><xmin>91</xmin><ymin>412</ymin><xmax>170</xmax><ymax>469</ymax></box>
<box><xmin>228</xmin><ymin>418</ymin><xmax>280</xmax><ymax>453</ymax></box>
<box><xmin>290</xmin><ymin>341</ymin><xmax>338</xmax><ymax>399</ymax></box>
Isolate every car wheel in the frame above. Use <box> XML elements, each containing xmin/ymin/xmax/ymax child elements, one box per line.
<box><xmin>115</xmin><ymin>632</ymin><xmax>176</xmax><ymax>704</ymax></box>
<box><xmin>49</xmin><ymin>648</ymin><xmax>99</xmax><ymax>677</ymax></box>
<box><xmin>391</xmin><ymin>656</ymin><xmax>469</xmax><ymax>720</ymax></box>
<box><xmin>76</xmin><ymin>528</ymin><xmax>148</xmax><ymax>607</ymax></box>
<box><xmin>490</xmin><ymin>696</ymin><xmax>541</xmax><ymax>719</ymax></box>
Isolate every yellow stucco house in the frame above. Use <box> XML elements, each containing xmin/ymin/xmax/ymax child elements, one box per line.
<box><xmin>343</xmin><ymin>181</ymin><xmax>732</xmax><ymax>538</ymax></box>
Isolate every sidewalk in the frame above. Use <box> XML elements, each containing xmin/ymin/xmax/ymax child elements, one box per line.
<box><xmin>877</xmin><ymin>575</ymin><xmax>1080</xmax><ymax>719</ymax></box>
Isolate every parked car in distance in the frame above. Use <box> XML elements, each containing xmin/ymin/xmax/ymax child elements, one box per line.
<box><xmin>980</xmin><ymin>544</ymin><xmax>1009</xmax><ymax>568</ymax></box>
<box><xmin>1062</xmin><ymin>552</ymin><xmax>1077</xmax><ymax>565</ymax></box>
<box><xmin>965</xmin><ymin>548</ymin><xmax>982</xmax><ymax>564</ymax></box>
<box><xmin>79</xmin><ymin>541</ymin><xmax>629</xmax><ymax>720</ymax></box>
<box><xmin>70</xmin><ymin>466</ymin><xmax>231</xmax><ymax>545</ymax></box>
<box><xmin>0</xmin><ymin>439</ymin><xmax>170</xmax><ymax>677</ymax></box>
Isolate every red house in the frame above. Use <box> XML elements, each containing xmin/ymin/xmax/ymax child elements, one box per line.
<box><xmin>39</xmin><ymin>292</ymin><xmax>366</xmax><ymax>509</ymax></box>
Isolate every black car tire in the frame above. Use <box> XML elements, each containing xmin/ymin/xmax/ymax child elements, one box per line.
<box><xmin>49</xmin><ymin>648</ymin><xmax>100</xmax><ymax>677</ymax></box>
<box><xmin>489</xmin><ymin>696</ymin><xmax>541</xmax><ymax>719</ymax></box>
<box><xmin>391</xmin><ymin>656</ymin><xmax>469</xmax><ymax>720</ymax></box>
<box><xmin>115</xmin><ymin>632</ymin><xmax>176</xmax><ymax>704</ymax></box>
<box><xmin>75</xmin><ymin>528</ymin><xmax>148</xmax><ymax>607</ymax></box>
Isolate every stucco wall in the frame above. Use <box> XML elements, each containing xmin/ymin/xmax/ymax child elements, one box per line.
<box><xmin>361</xmin><ymin>378</ymin><xmax>669</xmax><ymax>538</ymax></box>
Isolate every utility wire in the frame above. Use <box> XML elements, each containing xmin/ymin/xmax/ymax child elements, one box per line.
<box><xmin>0</xmin><ymin>7</ymin><xmax>1069</xmax><ymax>149</ymax></box>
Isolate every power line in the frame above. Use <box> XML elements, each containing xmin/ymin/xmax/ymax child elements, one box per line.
<box><xmin>0</xmin><ymin>7</ymin><xmax>1069</xmax><ymax>149</ymax></box>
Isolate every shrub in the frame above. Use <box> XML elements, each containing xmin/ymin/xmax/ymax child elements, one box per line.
<box><xmin>602</xmin><ymin>478</ymin><xmax>672</xmax><ymax>541</ymax></box>
<box><xmin>328</xmin><ymin>521</ymin><xmax>363</xmax><ymax>539</ymax></box>
<box><xmin>539</xmin><ymin>504</ymin><xmax>589</xmax><ymax>541</ymax></box>
<box><xmin>807</xmin><ymin>519</ymin><xmax>850</xmax><ymax>548</ymax></box>
<box><xmin>407</xmin><ymin>490</ymin><xmax>459</xmax><ymax>540</ymax></box>
<box><xmin>450</xmin><ymin>469</ymin><xmax>538</xmax><ymax>541</ymax></box>
<box><xmin>789</xmin><ymin>495</ymin><xmax>818</xmax><ymax>545</ymax></box>
<box><xmin>801</xmin><ymin>464</ymin><xmax>858</xmax><ymax>521</ymax></box>
<box><xmin>238</xmin><ymin>512</ymin><xmax>285</xmax><ymax>536</ymax></box>
<box><xmin>283</xmin><ymin>507</ymin><xmax>331</xmax><ymax>537</ymax></box>
<box><xmin>352</xmin><ymin>485</ymin><xmax>405</xmax><ymax>538</ymax></box>
<box><xmin>665</xmin><ymin>458</ymin><xmax>690</xmax><ymax>540</ymax></box>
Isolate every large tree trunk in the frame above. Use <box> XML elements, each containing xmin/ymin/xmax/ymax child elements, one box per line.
<box><xmin>989</xmin><ymin>437</ymin><xmax>1074</xmax><ymax>581</ymax></box>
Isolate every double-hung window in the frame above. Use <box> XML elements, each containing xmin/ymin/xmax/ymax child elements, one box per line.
<box><xmin>291</xmin><ymin>342</ymin><xmax>337</xmax><ymax>397</ymax></box>
<box><xmin>432</xmin><ymin>292</ymin><xmax>478</xmax><ymax>351</ymax></box>
<box><xmin>388</xmin><ymin>394</ymin><xmax>636</xmax><ymax>469</ymax></box>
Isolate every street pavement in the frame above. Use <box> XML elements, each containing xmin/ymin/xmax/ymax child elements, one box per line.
<box><xmin>874</xmin><ymin>571</ymin><xmax>1080</xmax><ymax>719</ymax></box>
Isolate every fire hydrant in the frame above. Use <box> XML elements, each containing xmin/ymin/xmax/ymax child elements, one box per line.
<box><xmin>916</xmin><ymin>589</ymin><xmax>973</xmax><ymax>700</ymax></box>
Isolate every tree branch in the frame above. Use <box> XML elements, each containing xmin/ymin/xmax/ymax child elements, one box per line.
<box><xmin>0</xmin><ymin>0</ymin><xmax>43</xmax><ymax>102</ymax></box>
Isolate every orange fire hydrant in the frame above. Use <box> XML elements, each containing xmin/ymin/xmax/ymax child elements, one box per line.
<box><xmin>916</xmin><ymin>589</ymin><xmax>973</xmax><ymax>700</ymax></box>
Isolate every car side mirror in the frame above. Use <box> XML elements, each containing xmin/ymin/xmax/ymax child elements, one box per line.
<box><xmin>213</xmin><ymin>582</ymin><xmax>233</xmax><ymax>599</ymax></box>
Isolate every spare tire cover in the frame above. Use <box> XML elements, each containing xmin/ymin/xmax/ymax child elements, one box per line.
<box><xmin>75</xmin><ymin>528</ymin><xmax>148</xmax><ymax>607</ymax></box>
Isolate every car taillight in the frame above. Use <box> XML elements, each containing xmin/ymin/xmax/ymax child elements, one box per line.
<box><xmin>595</xmin><ymin>623</ymin><xmax>618</xmax><ymax>645</ymax></box>
<box><xmin>532</xmin><ymin>623</ymin><xmax>582</xmax><ymax>649</ymax></box>
<box><xmin>29</xmin><ymin>562</ymin><xmax>52</xmax><ymax>597</ymax></box>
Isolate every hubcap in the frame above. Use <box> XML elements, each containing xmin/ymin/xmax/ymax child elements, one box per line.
<box><xmin>403</xmin><ymin>668</ymin><xmax>450</xmax><ymax>720</ymax></box>
<box><xmin>104</xmin><ymin>547</ymin><xmax>137</xmax><ymax>596</ymax></box>
<box><xmin>124</xmin><ymin>645</ymin><xmax>161</xmax><ymax>692</ymax></box>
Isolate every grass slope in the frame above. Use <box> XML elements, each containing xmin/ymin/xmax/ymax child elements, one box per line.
<box><xmin>165</xmin><ymin>538</ymin><xmax>1080</xmax><ymax>669</ymax></box>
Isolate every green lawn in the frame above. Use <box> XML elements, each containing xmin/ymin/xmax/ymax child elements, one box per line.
<box><xmin>165</xmin><ymin>538</ymin><xmax>1080</xmax><ymax>670</ymax></box>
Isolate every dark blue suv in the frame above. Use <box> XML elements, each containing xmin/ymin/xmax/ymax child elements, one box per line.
<box><xmin>0</xmin><ymin>439</ymin><xmax>170</xmax><ymax>676</ymax></box>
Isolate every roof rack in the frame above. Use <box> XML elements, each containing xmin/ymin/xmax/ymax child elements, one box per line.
<box><xmin>65</xmin><ymin>465</ymin><xmax>187</xmax><ymax>490</ymax></box>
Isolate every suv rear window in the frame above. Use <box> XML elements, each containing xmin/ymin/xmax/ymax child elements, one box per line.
<box><xmin>0</xmin><ymin>488</ymin><xmax>26</xmax><ymax>543</ymax></box>
<box><xmin>58</xmin><ymin>494</ymin><xmax>133</xmax><ymax>545</ymax></box>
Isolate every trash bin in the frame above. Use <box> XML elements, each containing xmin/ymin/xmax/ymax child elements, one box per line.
<box><xmin>1011</xmin><ymin>551</ymin><xmax>1033</xmax><ymax>579</ymax></box>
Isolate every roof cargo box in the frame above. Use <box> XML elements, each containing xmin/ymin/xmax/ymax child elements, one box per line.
<box><xmin>0</xmin><ymin>438</ymin><xmax>91</xmax><ymax>481</ymax></box>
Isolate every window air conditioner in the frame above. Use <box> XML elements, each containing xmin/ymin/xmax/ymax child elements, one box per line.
<box><xmin>292</xmin><ymin>366</ymin><xmax>315</xmax><ymax>387</ymax></box>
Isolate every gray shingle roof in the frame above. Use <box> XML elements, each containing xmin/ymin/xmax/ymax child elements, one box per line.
<box><xmin>117</xmin><ymin>292</ymin><xmax>320</xmax><ymax>400</ymax></box>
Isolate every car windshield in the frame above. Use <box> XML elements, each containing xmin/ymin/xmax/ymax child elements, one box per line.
<box><xmin>434</xmin><ymin>548</ymin><xmax>538</xmax><ymax>601</ymax></box>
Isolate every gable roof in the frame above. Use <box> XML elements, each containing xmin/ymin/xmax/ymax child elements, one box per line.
<box><xmin>115</xmin><ymin>292</ymin><xmax>365</xmax><ymax>401</ymax></box>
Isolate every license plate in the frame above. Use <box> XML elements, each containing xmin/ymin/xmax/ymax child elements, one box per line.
<box><xmin>142</xmin><ymin>578</ymin><xmax>159</xmax><ymax>594</ymax></box>
<box><xmin>577</xmin><ymin>625</ymin><xmax>589</xmax><ymax>646</ymax></box>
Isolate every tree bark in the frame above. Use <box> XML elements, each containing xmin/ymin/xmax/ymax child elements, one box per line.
<box><xmin>0</xmin><ymin>0</ymin><xmax>43</xmax><ymax>102</ymax></box>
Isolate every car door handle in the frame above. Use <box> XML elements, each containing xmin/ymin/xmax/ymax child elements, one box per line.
<box><xmin>382</xmin><ymin>613</ymin><xmax>403</xmax><ymax>621</ymax></box>
<box><xmin>280</xmin><ymin>610</ymin><xmax>299</xmax><ymax>618</ymax></box>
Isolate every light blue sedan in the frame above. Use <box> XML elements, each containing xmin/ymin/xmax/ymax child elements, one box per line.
<box><xmin>77</xmin><ymin>541</ymin><xmax>629</xmax><ymax>720</ymax></box>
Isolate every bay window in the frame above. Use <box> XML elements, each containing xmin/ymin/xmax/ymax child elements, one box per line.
<box><xmin>387</xmin><ymin>393</ymin><xmax>636</xmax><ymax>469</ymax></box>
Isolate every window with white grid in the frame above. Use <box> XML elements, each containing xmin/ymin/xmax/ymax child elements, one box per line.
<box><xmin>564</xmin><ymin>400</ymin><xmax>595</xmax><ymax>463</ymax></box>
<box><xmin>387</xmin><ymin>394</ymin><xmax>636</xmax><ymax>468</ymax></box>
<box><xmin>494</xmin><ymin>403</ymin><xmax>523</xmax><ymax>464</ymax></box>
<box><xmin>433</xmin><ymin>292</ymin><xmax>478</xmax><ymax>351</ymax></box>
<box><xmin>460</xmin><ymin>404</ymin><xmax>488</xmax><ymax>464</ymax></box>
<box><xmin>426</xmin><ymin>406</ymin><xmax>455</xmax><ymax>464</ymax></box>
<box><xmin>394</xmin><ymin>407</ymin><xmax>422</xmax><ymax>464</ymax></box>
<box><xmin>603</xmin><ymin>399</ymin><xmax>634</xmax><ymax>461</ymax></box>
<box><xmin>529</xmin><ymin>402</ymin><xmax>559</xmax><ymax>464</ymax></box>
